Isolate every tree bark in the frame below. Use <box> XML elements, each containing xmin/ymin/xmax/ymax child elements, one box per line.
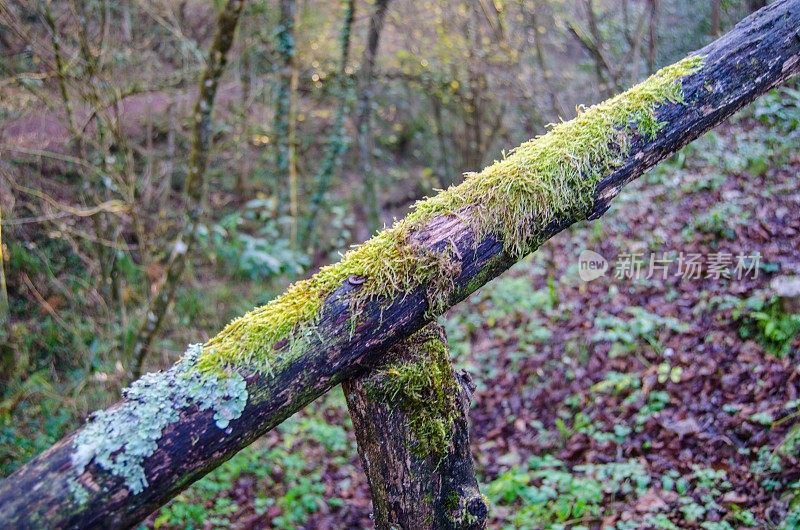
<box><xmin>1</xmin><ymin>3</ymin><xmax>798</xmax><ymax>528</ymax></box>
<box><xmin>343</xmin><ymin>323</ymin><xmax>488</xmax><ymax>530</ymax></box>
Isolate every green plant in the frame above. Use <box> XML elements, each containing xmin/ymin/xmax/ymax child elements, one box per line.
<box><xmin>753</xmin><ymin>83</ymin><xmax>800</xmax><ymax>134</ymax></box>
<box><xmin>592</xmin><ymin>307</ymin><xmax>689</xmax><ymax>357</ymax></box>
<box><xmin>682</xmin><ymin>202</ymin><xmax>748</xmax><ymax>242</ymax></box>
<box><xmin>779</xmin><ymin>507</ymin><xmax>800</xmax><ymax>530</ymax></box>
<box><xmin>591</xmin><ymin>371</ymin><xmax>641</xmax><ymax>395</ymax></box>
<box><xmin>635</xmin><ymin>390</ymin><xmax>671</xmax><ymax>425</ymax></box>
<box><xmin>200</xmin><ymin>199</ymin><xmax>308</xmax><ymax>281</ymax></box>
<box><xmin>736</xmin><ymin>296</ymin><xmax>800</xmax><ymax>358</ymax></box>
<box><xmin>485</xmin><ymin>456</ymin><xmax>651</xmax><ymax>529</ymax></box>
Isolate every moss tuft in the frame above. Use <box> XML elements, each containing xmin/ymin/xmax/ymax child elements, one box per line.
<box><xmin>365</xmin><ymin>329</ymin><xmax>459</xmax><ymax>458</ymax></box>
<box><xmin>197</xmin><ymin>228</ymin><xmax>452</xmax><ymax>374</ymax></box>
<box><xmin>196</xmin><ymin>55</ymin><xmax>703</xmax><ymax>373</ymax></box>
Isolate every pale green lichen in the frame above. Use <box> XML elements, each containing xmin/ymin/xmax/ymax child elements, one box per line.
<box><xmin>67</xmin><ymin>478</ymin><xmax>89</xmax><ymax>506</ymax></box>
<box><xmin>197</xmin><ymin>55</ymin><xmax>703</xmax><ymax>374</ymax></box>
<box><xmin>365</xmin><ymin>331</ymin><xmax>459</xmax><ymax>458</ymax></box>
<box><xmin>71</xmin><ymin>344</ymin><xmax>247</xmax><ymax>496</ymax></box>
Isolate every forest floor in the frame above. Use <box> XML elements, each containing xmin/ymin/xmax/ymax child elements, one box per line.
<box><xmin>141</xmin><ymin>90</ymin><xmax>796</xmax><ymax>529</ymax></box>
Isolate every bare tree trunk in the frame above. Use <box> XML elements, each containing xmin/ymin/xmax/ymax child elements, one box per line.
<box><xmin>461</xmin><ymin>5</ymin><xmax>491</xmax><ymax>172</ymax></box>
<box><xmin>711</xmin><ymin>0</ymin><xmax>721</xmax><ymax>36</ymax></box>
<box><xmin>647</xmin><ymin>0</ymin><xmax>659</xmax><ymax>74</ymax></box>
<box><xmin>130</xmin><ymin>0</ymin><xmax>245</xmax><ymax>379</ymax></box>
<box><xmin>343</xmin><ymin>324</ymin><xmax>488</xmax><ymax>529</ymax></box>
<box><xmin>275</xmin><ymin>0</ymin><xmax>298</xmax><ymax>239</ymax></box>
<box><xmin>236</xmin><ymin>42</ymin><xmax>252</xmax><ymax>194</ymax></box>
<box><xmin>431</xmin><ymin>94</ymin><xmax>453</xmax><ymax>184</ymax></box>
<box><xmin>357</xmin><ymin>0</ymin><xmax>391</xmax><ymax>233</ymax></box>
<box><xmin>1</xmin><ymin>4</ymin><xmax>797</xmax><ymax>526</ymax></box>
<box><xmin>300</xmin><ymin>0</ymin><xmax>357</xmax><ymax>246</ymax></box>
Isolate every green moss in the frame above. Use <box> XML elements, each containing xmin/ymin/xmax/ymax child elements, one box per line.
<box><xmin>365</xmin><ymin>330</ymin><xmax>459</xmax><ymax>458</ymax></box>
<box><xmin>445</xmin><ymin>490</ymin><xmax>461</xmax><ymax>511</ymax></box>
<box><xmin>197</xmin><ymin>228</ymin><xmax>453</xmax><ymax>374</ymax></box>
<box><xmin>196</xmin><ymin>55</ymin><xmax>703</xmax><ymax>374</ymax></box>
<box><xmin>71</xmin><ymin>344</ymin><xmax>247</xmax><ymax>496</ymax></box>
<box><xmin>404</xmin><ymin>55</ymin><xmax>703</xmax><ymax>256</ymax></box>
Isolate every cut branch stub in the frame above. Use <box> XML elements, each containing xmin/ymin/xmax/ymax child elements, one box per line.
<box><xmin>343</xmin><ymin>323</ymin><xmax>488</xmax><ymax>530</ymax></box>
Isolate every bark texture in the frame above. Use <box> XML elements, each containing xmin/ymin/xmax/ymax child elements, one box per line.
<box><xmin>343</xmin><ymin>324</ymin><xmax>487</xmax><ymax>530</ymax></box>
<box><xmin>0</xmin><ymin>3</ymin><xmax>798</xmax><ymax>528</ymax></box>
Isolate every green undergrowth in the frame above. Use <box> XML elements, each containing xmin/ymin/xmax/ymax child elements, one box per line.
<box><xmin>485</xmin><ymin>456</ymin><xmax>761</xmax><ymax>530</ymax></box>
<box><xmin>197</xmin><ymin>55</ymin><xmax>703</xmax><ymax>375</ymax></box>
<box><xmin>734</xmin><ymin>295</ymin><xmax>800</xmax><ymax>358</ymax></box>
<box><xmin>365</xmin><ymin>328</ymin><xmax>459</xmax><ymax>458</ymax></box>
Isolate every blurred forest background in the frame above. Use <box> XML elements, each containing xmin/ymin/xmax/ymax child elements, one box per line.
<box><xmin>1</xmin><ymin>0</ymin><xmax>800</xmax><ymax>528</ymax></box>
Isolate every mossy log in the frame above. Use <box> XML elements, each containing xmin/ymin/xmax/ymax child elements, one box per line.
<box><xmin>343</xmin><ymin>324</ymin><xmax>488</xmax><ymax>529</ymax></box>
<box><xmin>1</xmin><ymin>3</ymin><xmax>799</xmax><ymax>528</ymax></box>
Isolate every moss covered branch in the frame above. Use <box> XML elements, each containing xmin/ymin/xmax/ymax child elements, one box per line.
<box><xmin>0</xmin><ymin>3</ymin><xmax>798</xmax><ymax>527</ymax></box>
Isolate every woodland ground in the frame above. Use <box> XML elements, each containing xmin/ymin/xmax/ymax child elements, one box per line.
<box><xmin>132</xmin><ymin>87</ymin><xmax>800</xmax><ymax>529</ymax></box>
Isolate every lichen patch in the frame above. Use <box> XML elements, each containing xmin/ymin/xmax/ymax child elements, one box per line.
<box><xmin>71</xmin><ymin>344</ymin><xmax>247</xmax><ymax>497</ymax></box>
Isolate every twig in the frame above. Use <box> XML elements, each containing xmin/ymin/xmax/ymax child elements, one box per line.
<box><xmin>20</xmin><ymin>272</ymin><xmax>67</xmax><ymax>330</ymax></box>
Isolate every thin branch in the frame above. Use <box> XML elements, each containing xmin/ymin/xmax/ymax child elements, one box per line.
<box><xmin>129</xmin><ymin>0</ymin><xmax>246</xmax><ymax>379</ymax></box>
<box><xmin>299</xmin><ymin>0</ymin><xmax>357</xmax><ymax>245</ymax></box>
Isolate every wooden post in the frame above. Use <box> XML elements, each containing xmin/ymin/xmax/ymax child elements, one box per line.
<box><xmin>344</xmin><ymin>324</ymin><xmax>488</xmax><ymax>529</ymax></box>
